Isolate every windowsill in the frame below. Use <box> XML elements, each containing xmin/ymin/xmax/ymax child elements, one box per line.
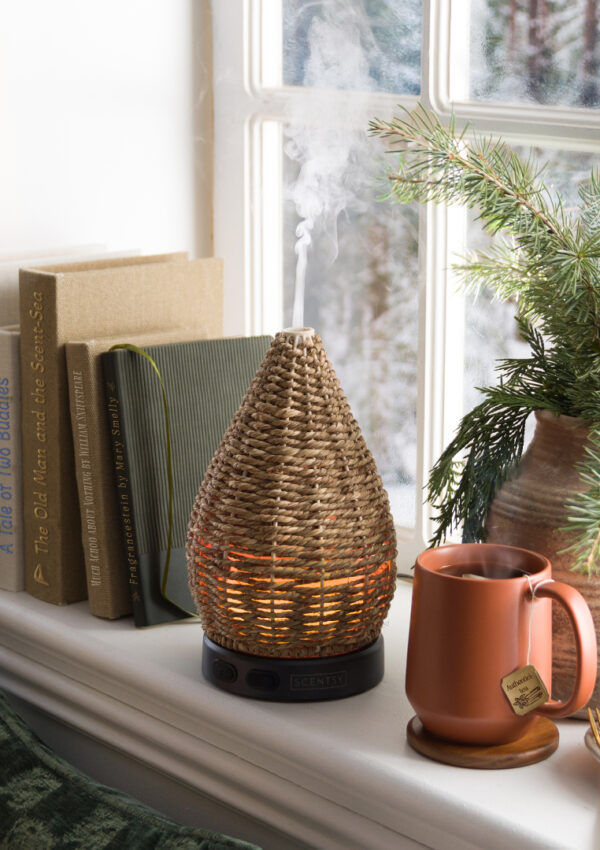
<box><xmin>0</xmin><ymin>583</ymin><xmax>599</xmax><ymax>850</ymax></box>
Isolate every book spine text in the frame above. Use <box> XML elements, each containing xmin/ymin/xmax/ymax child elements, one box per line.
<box><xmin>0</xmin><ymin>330</ymin><xmax>24</xmax><ymax>590</ymax></box>
<box><xmin>66</xmin><ymin>345</ymin><xmax>131</xmax><ymax>619</ymax></box>
<box><xmin>19</xmin><ymin>279</ymin><xmax>53</xmax><ymax>598</ymax></box>
<box><xmin>103</xmin><ymin>361</ymin><xmax>146</xmax><ymax>626</ymax></box>
<box><xmin>70</xmin><ymin>367</ymin><xmax>102</xmax><ymax>584</ymax></box>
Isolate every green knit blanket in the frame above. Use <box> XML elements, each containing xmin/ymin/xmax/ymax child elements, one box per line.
<box><xmin>0</xmin><ymin>691</ymin><xmax>262</xmax><ymax>849</ymax></box>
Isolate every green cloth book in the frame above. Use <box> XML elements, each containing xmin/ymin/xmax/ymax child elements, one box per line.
<box><xmin>102</xmin><ymin>336</ymin><xmax>271</xmax><ymax>627</ymax></box>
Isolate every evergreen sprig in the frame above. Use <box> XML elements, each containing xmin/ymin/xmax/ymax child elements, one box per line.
<box><xmin>563</xmin><ymin>428</ymin><xmax>600</xmax><ymax>573</ymax></box>
<box><xmin>369</xmin><ymin>105</ymin><xmax>600</xmax><ymax>572</ymax></box>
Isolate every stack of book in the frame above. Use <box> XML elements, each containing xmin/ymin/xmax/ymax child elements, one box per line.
<box><xmin>1</xmin><ymin>249</ymin><xmax>271</xmax><ymax>628</ymax></box>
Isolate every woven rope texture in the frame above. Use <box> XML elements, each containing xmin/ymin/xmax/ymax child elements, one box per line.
<box><xmin>187</xmin><ymin>331</ymin><xmax>397</xmax><ymax>658</ymax></box>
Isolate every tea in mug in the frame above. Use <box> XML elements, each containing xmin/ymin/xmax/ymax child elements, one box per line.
<box><xmin>439</xmin><ymin>564</ymin><xmax>523</xmax><ymax>580</ymax></box>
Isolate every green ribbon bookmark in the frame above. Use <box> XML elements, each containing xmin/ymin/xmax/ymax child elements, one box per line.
<box><xmin>109</xmin><ymin>343</ymin><xmax>198</xmax><ymax>619</ymax></box>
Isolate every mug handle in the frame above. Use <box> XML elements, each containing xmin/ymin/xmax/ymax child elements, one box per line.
<box><xmin>534</xmin><ymin>580</ymin><xmax>597</xmax><ymax>719</ymax></box>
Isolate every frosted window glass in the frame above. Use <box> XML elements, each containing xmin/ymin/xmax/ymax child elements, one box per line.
<box><xmin>470</xmin><ymin>0</ymin><xmax>600</xmax><ymax>107</ymax></box>
<box><xmin>283</xmin><ymin>0</ymin><xmax>421</xmax><ymax>95</ymax></box>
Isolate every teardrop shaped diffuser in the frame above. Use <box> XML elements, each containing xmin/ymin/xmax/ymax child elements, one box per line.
<box><xmin>186</xmin><ymin>329</ymin><xmax>397</xmax><ymax>700</ymax></box>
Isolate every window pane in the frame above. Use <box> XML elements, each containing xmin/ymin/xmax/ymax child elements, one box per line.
<box><xmin>464</xmin><ymin>147</ymin><xmax>600</xmax><ymax>415</ymax></box>
<box><xmin>283</xmin><ymin>128</ymin><xmax>420</xmax><ymax>528</ymax></box>
<box><xmin>283</xmin><ymin>0</ymin><xmax>421</xmax><ymax>94</ymax></box>
<box><xmin>465</xmin><ymin>285</ymin><xmax>529</xmax><ymax>415</ymax></box>
<box><xmin>470</xmin><ymin>0</ymin><xmax>600</xmax><ymax>107</ymax></box>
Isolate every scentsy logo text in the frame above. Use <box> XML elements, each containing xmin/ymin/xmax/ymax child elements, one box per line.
<box><xmin>290</xmin><ymin>671</ymin><xmax>348</xmax><ymax>691</ymax></box>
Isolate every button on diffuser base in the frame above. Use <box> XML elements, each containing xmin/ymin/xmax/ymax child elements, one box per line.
<box><xmin>202</xmin><ymin>634</ymin><xmax>385</xmax><ymax>701</ymax></box>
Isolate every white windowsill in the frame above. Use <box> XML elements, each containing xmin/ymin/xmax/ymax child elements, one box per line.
<box><xmin>0</xmin><ymin>583</ymin><xmax>599</xmax><ymax>850</ymax></box>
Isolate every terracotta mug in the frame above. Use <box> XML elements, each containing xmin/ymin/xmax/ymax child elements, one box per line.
<box><xmin>406</xmin><ymin>543</ymin><xmax>597</xmax><ymax>745</ymax></box>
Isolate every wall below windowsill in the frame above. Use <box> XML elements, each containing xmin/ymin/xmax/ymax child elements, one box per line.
<box><xmin>0</xmin><ymin>584</ymin><xmax>598</xmax><ymax>850</ymax></box>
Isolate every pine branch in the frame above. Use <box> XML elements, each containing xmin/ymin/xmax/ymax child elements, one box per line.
<box><xmin>579</xmin><ymin>170</ymin><xmax>600</xmax><ymax>236</ymax></box>
<box><xmin>452</xmin><ymin>242</ymin><xmax>533</xmax><ymax>302</ymax></box>
<box><xmin>369</xmin><ymin>105</ymin><xmax>600</xmax><ymax>350</ymax></box>
<box><xmin>427</xmin><ymin>319</ymin><xmax>591</xmax><ymax>549</ymax></box>
<box><xmin>369</xmin><ymin>105</ymin><xmax>565</xmax><ymax>238</ymax></box>
<box><xmin>428</xmin><ymin>397</ymin><xmax>530</xmax><ymax>546</ymax></box>
<box><xmin>562</xmin><ymin>428</ymin><xmax>600</xmax><ymax>574</ymax></box>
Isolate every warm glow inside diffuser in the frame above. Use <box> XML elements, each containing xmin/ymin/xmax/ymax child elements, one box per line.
<box><xmin>193</xmin><ymin>544</ymin><xmax>394</xmax><ymax>655</ymax></box>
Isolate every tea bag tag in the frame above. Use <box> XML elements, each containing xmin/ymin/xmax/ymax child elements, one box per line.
<box><xmin>501</xmin><ymin>664</ymin><xmax>549</xmax><ymax>716</ymax></box>
<box><xmin>501</xmin><ymin>576</ymin><xmax>553</xmax><ymax>716</ymax></box>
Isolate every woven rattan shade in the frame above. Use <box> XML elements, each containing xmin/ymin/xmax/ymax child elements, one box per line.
<box><xmin>186</xmin><ymin>329</ymin><xmax>397</xmax><ymax>658</ymax></box>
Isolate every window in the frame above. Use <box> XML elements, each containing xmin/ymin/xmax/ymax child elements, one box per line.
<box><xmin>211</xmin><ymin>0</ymin><xmax>600</xmax><ymax>570</ymax></box>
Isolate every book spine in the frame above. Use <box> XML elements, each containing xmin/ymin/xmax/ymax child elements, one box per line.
<box><xmin>66</xmin><ymin>346</ymin><xmax>131</xmax><ymax>619</ymax></box>
<box><xmin>19</xmin><ymin>274</ymin><xmax>57</xmax><ymax>600</ymax></box>
<box><xmin>19</xmin><ymin>271</ymin><xmax>87</xmax><ymax>603</ymax></box>
<box><xmin>102</xmin><ymin>356</ymin><xmax>147</xmax><ymax>626</ymax></box>
<box><xmin>0</xmin><ymin>329</ymin><xmax>24</xmax><ymax>591</ymax></box>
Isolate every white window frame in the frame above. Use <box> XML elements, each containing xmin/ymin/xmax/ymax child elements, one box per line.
<box><xmin>211</xmin><ymin>0</ymin><xmax>600</xmax><ymax>568</ymax></box>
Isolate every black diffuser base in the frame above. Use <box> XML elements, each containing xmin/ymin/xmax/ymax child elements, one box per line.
<box><xmin>202</xmin><ymin>634</ymin><xmax>384</xmax><ymax>701</ymax></box>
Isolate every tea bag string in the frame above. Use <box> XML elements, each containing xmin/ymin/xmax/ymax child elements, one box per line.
<box><xmin>525</xmin><ymin>575</ymin><xmax>555</xmax><ymax>665</ymax></box>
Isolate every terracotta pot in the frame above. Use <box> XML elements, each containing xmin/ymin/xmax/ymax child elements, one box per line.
<box><xmin>406</xmin><ymin>543</ymin><xmax>597</xmax><ymax>745</ymax></box>
<box><xmin>486</xmin><ymin>410</ymin><xmax>600</xmax><ymax>717</ymax></box>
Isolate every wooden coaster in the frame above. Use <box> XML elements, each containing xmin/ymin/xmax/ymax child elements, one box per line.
<box><xmin>407</xmin><ymin>715</ymin><xmax>559</xmax><ymax>769</ymax></box>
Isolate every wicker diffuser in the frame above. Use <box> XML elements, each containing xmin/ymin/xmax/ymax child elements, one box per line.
<box><xmin>187</xmin><ymin>328</ymin><xmax>397</xmax><ymax>699</ymax></box>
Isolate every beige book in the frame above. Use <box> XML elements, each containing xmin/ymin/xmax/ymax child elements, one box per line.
<box><xmin>0</xmin><ymin>246</ymin><xmax>137</xmax><ymax>325</ymax></box>
<box><xmin>66</xmin><ymin>327</ymin><xmax>213</xmax><ymax>619</ymax></box>
<box><xmin>19</xmin><ymin>253</ymin><xmax>223</xmax><ymax>605</ymax></box>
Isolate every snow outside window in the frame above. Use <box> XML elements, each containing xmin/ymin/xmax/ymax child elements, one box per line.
<box><xmin>211</xmin><ymin>0</ymin><xmax>600</xmax><ymax>571</ymax></box>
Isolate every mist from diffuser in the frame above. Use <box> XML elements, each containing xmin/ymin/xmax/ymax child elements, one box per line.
<box><xmin>186</xmin><ymin>329</ymin><xmax>397</xmax><ymax>701</ymax></box>
<box><xmin>285</xmin><ymin>2</ymin><xmax>387</xmax><ymax>330</ymax></box>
